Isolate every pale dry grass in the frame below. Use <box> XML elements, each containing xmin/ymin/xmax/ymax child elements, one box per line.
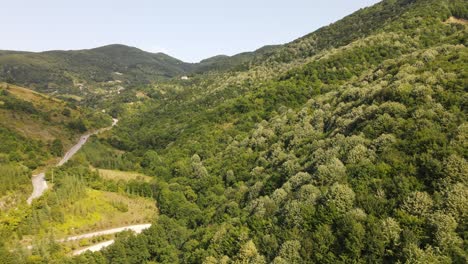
<box><xmin>0</xmin><ymin>110</ymin><xmax>64</xmax><ymax>141</ymax></box>
<box><xmin>0</xmin><ymin>83</ymin><xmax>82</xmax><ymax>149</ymax></box>
<box><xmin>19</xmin><ymin>189</ymin><xmax>157</xmax><ymax>248</ymax></box>
<box><xmin>135</xmin><ymin>91</ymin><xmax>149</xmax><ymax>98</ymax></box>
<box><xmin>445</xmin><ymin>16</ymin><xmax>468</xmax><ymax>25</ymax></box>
<box><xmin>98</xmin><ymin>169</ymin><xmax>153</xmax><ymax>182</ymax></box>
<box><xmin>27</xmin><ymin>188</ymin><xmax>156</xmax><ymax>238</ymax></box>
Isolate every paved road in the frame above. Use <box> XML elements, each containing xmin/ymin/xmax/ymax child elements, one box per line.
<box><xmin>68</xmin><ymin>224</ymin><xmax>151</xmax><ymax>255</ymax></box>
<box><xmin>27</xmin><ymin>118</ymin><xmax>119</xmax><ymax>204</ymax></box>
<box><xmin>26</xmin><ymin>173</ymin><xmax>47</xmax><ymax>204</ymax></box>
<box><xmin>60</xmin><ymin>223</ymin><xmax>151</xmax><ymax>242</ymax></box>
<box><xmin>57</xmin><ymin>134</ymin><xmax>90</xmax><ymax>166</ymax></box>
<box><xmin>73</xmin><ymin>240</ymin><xmax>115</xmax><ymax>255</ymax></box>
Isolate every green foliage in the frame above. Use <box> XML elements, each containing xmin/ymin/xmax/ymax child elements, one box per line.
<box><xmin>88</xmin><ymin>1</ymin><xmax>466</xmax><ymax>262</ymax></box>
<box><xmin>2</xmin><ymin>0</ymin><xmax>468</xmax><ymax>263</ymax></box>
<box><xmin>0</xmin><ymin>93</ymin><xmax>38</xmax><ymax>114</ymax></box>
<box><xmin>78</xmin><ymin>137</ymin><xmax>138</xmax><ymax>171</ymax></box>
<box><xmin>67</xmin><ymin>119</ymin><xmax>87</xmax><ymax>132</ymax></box>
<box><xmin>50</xmin><ymin>139</ymin><xmax>63</xmax><ymax>157</ymax></box>
<box><xmin>0</xmin><ymin>126</ymin><xmax>45</xmax><ymax>169</ymax></box>
<box><xmin>0</xmin><ymin>164</ymin><xmax>31</xmax><ymax>196</ymax></box>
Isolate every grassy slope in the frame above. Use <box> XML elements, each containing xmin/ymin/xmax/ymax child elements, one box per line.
<box><xmin>0</xmin><ymin>83</ymin><xmax>80</xmax><ymax>143</ymax></box>
<box><xmin>18</xmin><ymin>188</ymin><xmax>156</xmax><ymax>256</ymax></box>
<box><xmin>98</xmin><ymin>169</ymin><xmax>153</xmax><ymax>182</ymax></box>
<box><xmin>26</xmin><ymin>188</ymin><xmax>156</xmax><ymax>238</ymax></box>
<box><xmin>0</xmin><ymin>82</ymin><xmax>111</xmax><ymax>170</ymax></box>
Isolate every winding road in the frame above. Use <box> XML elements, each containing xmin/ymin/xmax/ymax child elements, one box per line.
<box><xmin>25</xmin><ymin>119</ymin><xmax>153</xmax><ymax>256</ymax></box>
<box><xmin>27</xmin><ymin>172</ymin><xmax>47</xmax><ymax>204</ymax></box>
<box><xmin>27</xmin><ymin>118</ymin><xmax>119</xmax><ymax>204</ymax></box>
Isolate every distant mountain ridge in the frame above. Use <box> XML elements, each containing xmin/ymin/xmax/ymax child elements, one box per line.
<box><xmin>0</xmin><ymin>44</ymin><xmax>192</xmax><ymax>94</ymax></box>
<box><xmin>1</xmin><ymin>0</ymin><xmax>466</xmax><ymax>97</ymax></box>
<box><xmin>0</xmin><ymin>43</ymin><xmax>284</xmax><ymax>94</ymax></box>
<box><xmin>0</xmin><ymin>0</ymin><xmax>418</xmax><ymax>95</ymax></box>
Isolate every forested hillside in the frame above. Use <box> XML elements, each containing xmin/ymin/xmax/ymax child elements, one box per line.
<box><xmin>0</xmin><ymin>0</ymin><xmax>467</xmax><ymax>263</ymax></box>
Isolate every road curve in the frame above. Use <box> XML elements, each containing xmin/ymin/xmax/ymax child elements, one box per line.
<box><xmin>27</xmin><ymin>118</ymin><xmax>119</xmax><ymax>204</ymax></box>
<box><xmin>26</xmin><ymin>173</ymin><xmax>47</xmax><ymax>204</ymax></box>
<box><xmin>69</xmin><ymin>224</ymin><xmax>151</xmax><ymax>255</ymax></box>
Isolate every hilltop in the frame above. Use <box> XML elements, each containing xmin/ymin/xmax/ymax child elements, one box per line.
<box><xmin>0</xmin><ymin>45</ymin><xmax>190</xmax><ymax>95</ymax></box>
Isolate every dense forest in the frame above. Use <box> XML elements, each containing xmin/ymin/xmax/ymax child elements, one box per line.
<box><xmin>0</xmin><ymin>0</ymin><xmax>467</xmax><ymax>263</ymax></box>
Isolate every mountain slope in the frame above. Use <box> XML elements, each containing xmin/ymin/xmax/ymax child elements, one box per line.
<box><xmin>0</xmin><ymin>0</ymin><xmax>466</xmax><ymax>99</ymax></box>
<box><xmin>193</xmin><ymin>45</ymin><xmax>281</xmax><ymax>73</ymax></box>
<box><xmin>0</xmin><ymin>0</ymin><xmax>467</xmax><ymax>263</ymax></box>
<box><xmin>63</xmin><ymin>0</ymin><xmax>466</xmax><ymax>263</ymax></box>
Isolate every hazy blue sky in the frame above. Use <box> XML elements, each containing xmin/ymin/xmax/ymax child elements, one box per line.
<box><xmin>2</xmin><ymin>0</ymin><xmax>380</xmax><ymax>62</ymax></box>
